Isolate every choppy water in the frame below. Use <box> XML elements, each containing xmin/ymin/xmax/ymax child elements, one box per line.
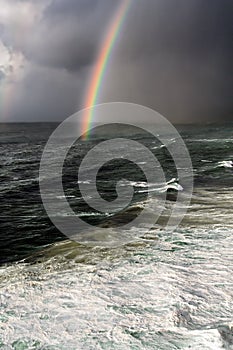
<box><xmin>0</xmin><ymin>123</ymin><xmax>232</xmax><ymax>349</ymax></box>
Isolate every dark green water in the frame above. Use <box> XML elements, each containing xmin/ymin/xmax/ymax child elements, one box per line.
<box><xmin>0</xmin><ymin>123</ymin><xmax>232</xmax><ymax>349</ymax></box>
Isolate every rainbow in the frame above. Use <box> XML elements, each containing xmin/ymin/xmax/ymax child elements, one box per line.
<box><xmin>82</xmin><ymin>0</ymin><xmax>131</xmax><ymax>138</ymax></box>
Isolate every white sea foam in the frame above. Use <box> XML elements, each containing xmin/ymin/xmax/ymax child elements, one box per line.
<box><xmin>1</xmin><ymin>205</ymin><xmax>233</xmax><ymax>349</ymax></box>
<box><xmin>218</xmin><ymin>160</ymin><xmax>233</xmax><ymax>168</ymax></box>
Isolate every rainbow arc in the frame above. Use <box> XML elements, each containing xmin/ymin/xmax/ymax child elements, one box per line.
<box><xmin>82</xmin><ymin>0</ymin><xmax>131</xmax><ymax>139</ymax></box>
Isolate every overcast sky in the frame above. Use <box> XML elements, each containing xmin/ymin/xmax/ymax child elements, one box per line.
<box><xmin>0</xmin><ymin>0</ymin><xmax>232</xmax><ymax>123</ymax></box>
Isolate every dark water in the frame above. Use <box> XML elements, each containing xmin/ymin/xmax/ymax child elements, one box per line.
<box><xmin>0</xmin><ymin>123</ymin><xmax>232</xmax><ymax>264</ymax></box>
<box><xmin>0</xmin><ymin>122</ymin><xmax>232</xmax><ymax>349</ymax></box>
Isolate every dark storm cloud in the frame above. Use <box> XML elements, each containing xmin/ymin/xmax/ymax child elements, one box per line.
<box><xmin>22</xmin><ymin>0</ymin><xmax>120</xmax><ymax>71</ymax></box>
<box><xmin>122</xmin><ymin>0</ymin><xmax>233</xmax><ymax>59</ymax></box>
<box><xmin>101</xmin><ymin>0</ymin><xmax>233</xmax><ymax>123</ymax></box>
<box><xmin>0</xmin><ymin>0</ymin><xmax>232</xmax><ymax>122</ymax></box>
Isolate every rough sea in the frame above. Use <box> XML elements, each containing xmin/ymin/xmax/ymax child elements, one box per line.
<box><xmin>0</xmin><ymin>122</ymin><xmax>232</xmax><ymax>349</ymax></box>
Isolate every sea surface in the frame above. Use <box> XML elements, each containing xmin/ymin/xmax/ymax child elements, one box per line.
<box><xmin>0</xmin><ymin>122</ymin><xmax>233</xmax><ymax>349</ymax></box>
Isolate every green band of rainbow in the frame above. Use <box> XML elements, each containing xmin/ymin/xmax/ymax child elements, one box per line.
<box><xmin>82</xmin><ymin>0</ymin><xmax>131</xmax><ymax>139</ymax></box>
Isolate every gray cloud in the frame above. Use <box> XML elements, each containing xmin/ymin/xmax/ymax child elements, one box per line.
<box><xmin>101</xmin><ymin>0</ymin><xmax>233</xmax><ymax>123</ymax></box>
<box><xmin>7</xmin><ymin>63</ymin><xmax>87</xmax><ymax>122</ymax></box>
<box><xmin>0</xmin><ymin>69</ymin><xmax>5</xmax><ymax>81</ymax></box>
<box><xmin>20</xmin><ymin>0</ymin><xmax>119</xmax><ymax>71</ymax></box>
<box><xmin>0</xmin><ymin>0</ymin><xmax>232</xmax><ymax>122</ymax></box>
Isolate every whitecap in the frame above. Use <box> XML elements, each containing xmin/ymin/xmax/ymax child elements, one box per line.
<box><xmin>217</xmin><ymin>160</ymin><xmax>233</xmax><ymax>168</ymax></box>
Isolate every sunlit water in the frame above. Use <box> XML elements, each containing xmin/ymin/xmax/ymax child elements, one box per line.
<box><xmin>0</xmin><ymin>123</ymin><xmax>232</xmax><ymax>349</ymax></box>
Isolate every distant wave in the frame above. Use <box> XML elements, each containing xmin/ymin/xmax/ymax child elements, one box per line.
<box><xmin>217</xmin><ymin>160</ymin><xmax>233</xmax><ymax>168</ymax></box>
<box><xmin>191</xmin><ymin>138</ymin><xmax>233</xmax><ymax>143</ymax></box>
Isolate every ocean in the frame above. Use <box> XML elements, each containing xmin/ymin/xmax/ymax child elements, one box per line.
<box><xmin>0</xmin><ymin>122</ymin><xmax>232</xmax><ymax>349</ymax></box>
